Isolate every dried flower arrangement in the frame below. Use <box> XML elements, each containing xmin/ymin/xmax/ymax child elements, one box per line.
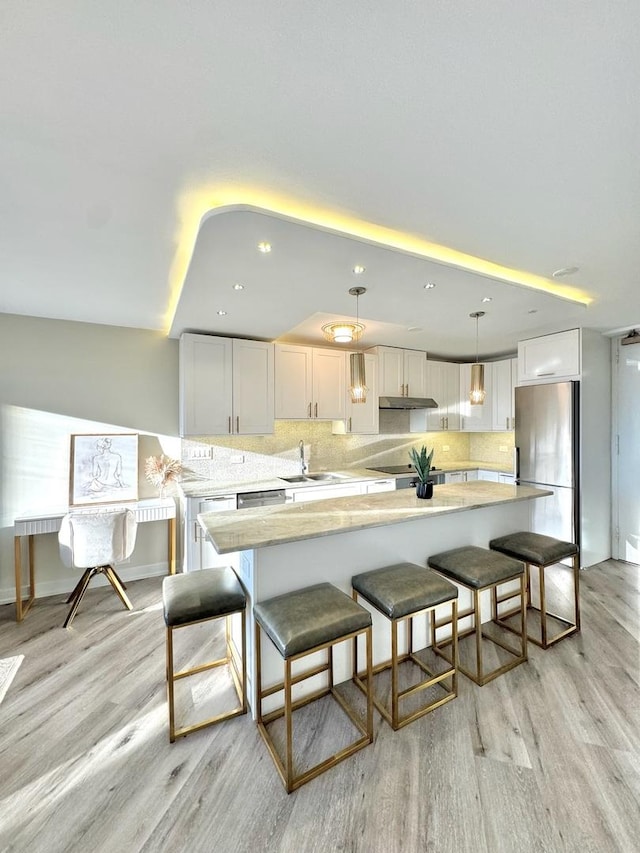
<box><xmin>144</xmin><ymin>454</ymin><xmax>182</xmax><ymax>497</ymax></box>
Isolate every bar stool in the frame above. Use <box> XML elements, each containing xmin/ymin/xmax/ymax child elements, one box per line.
<box><xmin>254</xmin><ymin>582</ymin><xmax>373</xmax><ymax>793</ymax></box>
<box><xmin>427</xmin><ymin>546</ymin><xmax>527</xmax><ymax>686</ymax></box>
<box><xmin>162</xmin><ymin>566</ymin><xmax>247</xmax><ymax>743</ymax></box>
<box><xmin>489</xmin><ymin>531</ymin><xmax>580</xmax><ymax>648</ymax></box>
<box><xmin>351</xmin><ymin>562</ymin><xmax>458</xmax><ymax>730</ymax></box>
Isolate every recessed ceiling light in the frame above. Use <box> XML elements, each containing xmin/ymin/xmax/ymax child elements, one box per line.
<box><xmin>217</xmin><ymin>310</ymin><xmax>227</xmax><ymax>316</ymax></box>
<box><xmin>257</xmin><ymin>241</ymin><xmax>272</xmax><ymax>253</ymax></box>
<box><xmin>481</xmin><ymin>296</ymin><xmax>492</xmax><ymax>303</ymax></box>
<box><xmin>233</xmin><ymin>283</ymin><xmax>244</xmax><ymax>290</ymax></box>
<box><xmin>352</xmin><ymin>265</ymin><xmax>366</xmax><ymax>275</ymax></box>
<box><xmin>424</xmin><ymin>282</ymin><xmax>436</xmax><ymax>290</ymax></box>
<box><xmin>552</xmin><ymin>266</ymin><xmax>579</xmax><ymax>278</ymax></box>
<box><xmin>528</xmin><ymin>309</ymin><xmax>538</xmax><ymax>314</ymax></box>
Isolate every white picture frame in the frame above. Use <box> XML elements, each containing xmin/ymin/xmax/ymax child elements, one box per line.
<box><xmin>69</xmin><ymin>433</ymin><xmax>139</xmax><ymax>506</ymax></box>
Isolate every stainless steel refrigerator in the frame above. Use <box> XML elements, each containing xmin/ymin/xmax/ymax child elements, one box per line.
<box><xmin>515</xmin><ymin>381</ymin><xmax>580</xmax><ymax>550</ymax></box>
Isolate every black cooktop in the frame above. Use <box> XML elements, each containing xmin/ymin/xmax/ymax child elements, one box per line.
<box><xmin>367</xmin><ymin>465</ymin><xmax>442</xmax><ymax>475</ymax></box>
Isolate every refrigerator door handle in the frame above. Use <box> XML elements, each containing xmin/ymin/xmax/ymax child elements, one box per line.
<box><xmin>514</xmin><ymin>446</ymin><xmax>520</xmax><ymax>481</ymax></box>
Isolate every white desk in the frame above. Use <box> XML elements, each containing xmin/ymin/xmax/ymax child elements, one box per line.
<box><xmin>14</xmin><ymin>498</ymin><xmax>177</xmax><ymax>621</ymax></box>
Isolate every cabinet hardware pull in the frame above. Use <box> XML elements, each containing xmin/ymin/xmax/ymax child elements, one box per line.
<box><xmin>228</xmin><ymin>416</ymin><xmax>231</xmax><ymax>434</ymax></box>
<box><xmin>308</xmin><ymin>402</ymin><xmax>312</xmax><ymax>418</ymax></box>
<box><xmin>236</xmin><ymin>415</ymin><xmax>239</xmax><ymax>433</ymax></box>
<box><xmin>348</xmin><ymin>417</ymin><xmax>352</xmax><ymax>432</ymax></box>
<box><xmin>314</xmin><ymin>402</ymin><xmax>318</xmax><ymax>418</ymax></box>
<box><xmin>446</xmin><ymin>416</ymin><xmax>449</xmax><ymax>429</ymax></box>
<box><xmin>536</xmin><ymin>371</ymin><xmax>555</xmax><ymax>376</ymax></box>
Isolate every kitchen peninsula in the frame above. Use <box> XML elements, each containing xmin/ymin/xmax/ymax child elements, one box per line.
<box><xmin>198</xmin><ymin>481</ymin><xmax>551</xmax><ymax>714</ymax></box>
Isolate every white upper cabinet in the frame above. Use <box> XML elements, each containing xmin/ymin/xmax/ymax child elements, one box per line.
<box><xmin>425</xmin><ymin>360</ymin><xmax>461</xmax><ymax>430</ymax></box>
<box><xmin>275</xmin><ymin>344</ymin><xmax>346</xmax><ymax>420</ymax></box>
<box><xmin>180</xmin><ymin>333</ymin><xmax>274</xmax><ymax>436</ymax></box>
<box><xmin>332</xmin><ymin>351</ymin><xmax>379</xmax><ymax>435</ymax></box>
<box><xmin>517</xmin><ymin>329</ymin><xmax>581</xmax><ymax>384</ymax></box>
<box><xmin>374</xmin><ymin>346</ymin><xmax>428</xmax><ymax>397</ymax></box>
<box><xmin>492</xmin><ymin>358</ymin><xmax>517</xmax><ymax>431</ymax></box>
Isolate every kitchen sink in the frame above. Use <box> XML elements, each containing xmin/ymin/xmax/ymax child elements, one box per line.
<box><xmin>306</xmin><ymin>472</ymin><xmax>347</xmax><ymax>481</ymax></box>
<box><xmin>280</xmin><ymin>472</ymin><xmax>349</xmax><ymax>484</ymax></box>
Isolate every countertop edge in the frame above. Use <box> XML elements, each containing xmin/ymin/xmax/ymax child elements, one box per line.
<box><xmin>199</xmin><ymin>482</ymin><xmax>551</xmax><ymax>554</ymax></box>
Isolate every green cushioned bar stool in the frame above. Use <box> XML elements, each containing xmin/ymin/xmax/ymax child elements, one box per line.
<box><xmin>427</xmin><ymin>546</ymin><xmax>527</xmax><ymax>686</ymax></box>
<box><xmin>162</xmin><ymin>566</ymin><xmax>247</xmax><ymax>743</ymax></box>
<box><xmin>489</xmin><ymin>531</ymin><xmax>580</xmax><ymax>649</ymax></box>
<box><xmin>351</xmin><ymin>563</ymin><xmax>458</xmax><ymax>730</ymax></box>
<box><xmin>254</xmin><ymin>583</ymin><xmax>374</xmax><ymax>793</ymax></box>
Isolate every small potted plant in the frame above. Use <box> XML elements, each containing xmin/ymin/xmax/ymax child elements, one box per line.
<box><xmin>409</xmin><ymin>445</ymin><xmax>435</xmax><ymax>499</ymax></box>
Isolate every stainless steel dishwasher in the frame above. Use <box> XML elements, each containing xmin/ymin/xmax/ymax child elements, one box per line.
<box><xmin>236</xmin><ymin>489</ymin><xmax>287</xmax><ymax>509</ymax></box>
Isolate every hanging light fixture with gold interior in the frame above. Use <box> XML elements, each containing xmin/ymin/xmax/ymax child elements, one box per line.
<box><xmin>348</xmin><ymin>286</ymin><xmax>368</xmax><ymax>403</ymax></box>
<box><xmin>469</xmin><ymin>310</ymin><xmax>486</xmax><ymax>405</ymax></box>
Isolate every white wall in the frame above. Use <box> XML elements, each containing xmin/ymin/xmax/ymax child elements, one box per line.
<box><xmin>0</xmin><ymin>314</ymin><xmax>179</xmax><ymax>605</ymax></box>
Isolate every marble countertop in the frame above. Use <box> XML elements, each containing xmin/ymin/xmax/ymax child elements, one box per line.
<box><xmin>179</xmin><ymin>460</ymin><xmax>515</xmax><ymax>498</ymax></box>
<box><xmin>198</xmin><ymin>481</ymin><xmax>550</xmax><ymax>554</ymax></box>
<box><xmin>179</xmin><ymin>469</ymin><xmax>378</xmax><ymax>498</ymax></box>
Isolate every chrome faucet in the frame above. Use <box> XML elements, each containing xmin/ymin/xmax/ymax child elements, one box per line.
<box><xmin>299</xmin><ymin>440</ymin><xmax>308</xmax><ymax>475</ymax></box>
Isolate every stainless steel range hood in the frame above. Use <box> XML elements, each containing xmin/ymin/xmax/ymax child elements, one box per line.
<box><xmin>378</xmin><ymin>395</ymin><xmax>438</xmax><ymax>409</ymax></box>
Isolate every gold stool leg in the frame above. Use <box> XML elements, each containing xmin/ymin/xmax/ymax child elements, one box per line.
<box><xmin>167</xmin><ymin>626</ymin><xmax>176</xmax><ymax>743</ymax></box>
<box><xmin>284</xmin><ymin>658</ymin><xmax>294</xmax><ymax>793</ymax></box>
<box><xmin>573</xmin><ymin>553</ymin><xmax>581</xmax><ymax>630</ymax></box>
<box><xmin>391</xmin><ymin>620</ymin><xmax>399</xmax><ymax>729</ymax></box>
<box><xmin>538</xmin><ymin>562</ymin><xmax>548</xmax><ymax>648</ymax></box>
<box><xmin>474</xmin><ymin>588</ymin><xmax>483</xmax><ymax>683</ymax></box>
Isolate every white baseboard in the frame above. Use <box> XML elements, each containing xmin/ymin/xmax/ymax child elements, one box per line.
<box><xmin>1</xmin><ymin>563</ymin><xmax>168</xmax><ymax>606</ymax></box>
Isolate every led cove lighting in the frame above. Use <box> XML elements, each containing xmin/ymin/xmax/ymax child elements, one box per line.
<box><xmin>165</xmin><ymin>193</ymin><xmax>593</xmax><ymax>333</ymax></box>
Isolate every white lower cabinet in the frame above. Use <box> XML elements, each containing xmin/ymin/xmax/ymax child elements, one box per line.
<box><xmin>285</xmin><ymin>482</ymin><xmax>364</xmax><ymax>503</ymax></box>
<box><xmin>184</xmin><ymin>495</ymin><xmax>238</xmax><ymax>572</ymax></box>
<box><xmin>499</xmin><ymin>473</ymin><xmax>515</xmax><ymax>484</ymax></box>
<box><xmin>363</xmin><ymin>478</ymin><xmax>395</xmax><ymax>494</ymax></box>
<box><xmin>478</xmin><ymin>470</ymin><xmax>500</xmax><ymax>482</ymax></box>
<box><xmin>444</xmin><ymin>470</ymin><xmax>478</xmax><ymax>483</ymax></box>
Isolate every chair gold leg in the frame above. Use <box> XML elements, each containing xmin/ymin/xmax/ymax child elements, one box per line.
<box><xmin>64</xmin><ymin>569</ymin><xmax>95</xmax><ymax>628</ymax></box>
<box><xmin>66</xmin><ymin>573</ymin><xmax>88</xmax><ymax>605</ymax></box>
<box><xmin>103</xmin><ymin>566</ymin><xmax>133</xmax><ymax>611</ymax></box>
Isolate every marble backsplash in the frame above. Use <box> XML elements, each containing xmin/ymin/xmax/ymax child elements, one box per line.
<box><xmin>181</xmin><ymin>421</ymin><xmax>514</xmax><ymax>484</ymax></box>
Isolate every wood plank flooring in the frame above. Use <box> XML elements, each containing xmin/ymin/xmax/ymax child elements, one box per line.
<box><xmin>0</xmin><ymin>560</ymin><xmax>638</xmax><ymax>853</ymax></box>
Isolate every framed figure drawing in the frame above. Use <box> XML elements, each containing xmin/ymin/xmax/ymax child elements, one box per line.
<box><xmin>69</xmin><ymin>433</ymin><xmax>139</xmax><ymax>506</ymax></box>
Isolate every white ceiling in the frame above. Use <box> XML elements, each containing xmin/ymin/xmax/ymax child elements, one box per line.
<box><xmin>2</xmin><ymin>2</ymin><xmax>639</xmax><ymax>360</ymax></box>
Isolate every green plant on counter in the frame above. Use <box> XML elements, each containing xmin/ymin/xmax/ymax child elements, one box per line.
<box><xmin>409</xmin><ymin>445</ymin><xmax>434</xmax><ymax>483</ymax></box>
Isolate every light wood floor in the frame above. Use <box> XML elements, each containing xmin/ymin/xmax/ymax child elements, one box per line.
<box><xmin>1</xmin><ymin>560</ymin><xmax>638</xmax><ymax>853</ymax></box>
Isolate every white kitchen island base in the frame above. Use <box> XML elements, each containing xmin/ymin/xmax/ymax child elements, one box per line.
<box><xmin>198</xmin><ymin>483</ymin><xmax>550</xmax><ymax>718</ymax></box>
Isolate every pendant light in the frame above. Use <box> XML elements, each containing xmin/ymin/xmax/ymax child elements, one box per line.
<box><xmin>469</xmin><ymin>311</ymin><xmax>486</xmax><ymax>405</ymax></box>
<box><xmin>349</xmin><ymin>286</ymin><xmax>367</xmax><ymax>404</ymax></box>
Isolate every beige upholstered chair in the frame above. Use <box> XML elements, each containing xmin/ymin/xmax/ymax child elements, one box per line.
<box><xmin>58</xmin><ymin>508</ymin><xmax>137</xmax><ymax>628</ymax></box>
